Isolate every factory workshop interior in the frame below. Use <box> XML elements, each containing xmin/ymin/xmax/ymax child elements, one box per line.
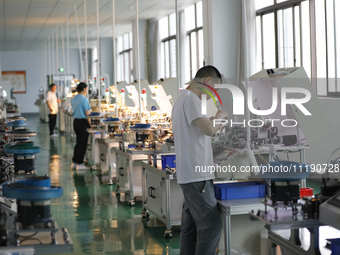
<box><xmin>1</xmin><ymin>0</ymin><xmax>340</xmax><ymax>254</ymax></box>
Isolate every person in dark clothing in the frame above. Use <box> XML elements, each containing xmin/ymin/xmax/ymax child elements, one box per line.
<box><xmin>71</xmin><ymin>82</ymin><xmax>91</xmax><ymax>170</ymax></box>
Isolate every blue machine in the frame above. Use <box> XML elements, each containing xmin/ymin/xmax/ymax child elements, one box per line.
<box><xmin>4</xmin><ymin>141</ymin><xmax>41</xmax><ymax>174</ymax></box>
<box><xmin>2</xmin><ymin>176</ymin><xmax>63</xmax><ymax>225</ymax></box>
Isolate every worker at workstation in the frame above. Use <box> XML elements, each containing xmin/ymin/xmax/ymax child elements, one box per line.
<box><xmin>71</xmin><ymin>82</ymin><xmax>91</xmax><ymax>170</ymax></box>
<box><xmin>46</xmin><ymin>83</ymin><xmax>61</xmax><ymax>137</ymax></box>
<box><xmin>172</xmin><ymin>65</ymin><xmax>228</xmax><ymax>255</ymax></box>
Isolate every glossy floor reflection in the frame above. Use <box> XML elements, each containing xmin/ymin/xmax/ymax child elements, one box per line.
<box><xmin>25</xmin><ymin>114</ymin><xmax>180</xmax><ymax>255</ymax></box>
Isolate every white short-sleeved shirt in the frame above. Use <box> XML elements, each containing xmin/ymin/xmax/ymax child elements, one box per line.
<box><xmin>172</xmin><ymin>89</ymin><xmax>214</xmax><ymax>184</ymax></box>
<box><xmin>46</xmin><ymin>91</ymin><xmax>58</xmax><ymax>114</ymax></box>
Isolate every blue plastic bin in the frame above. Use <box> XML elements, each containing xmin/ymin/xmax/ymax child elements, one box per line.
<box><xmin>133</xmin><ymin>123</ymin><xmax>151</xmax><ymax>129</ymax></box>
<box><xmin>327</xmin><ymin>238</ymin><xmax>340</xmax><ymax>255</ymax></box>
<box><xmin>214</xmin><ymin>181</ymin><xmax>266</xmax><ymax>200</ymax></box>
<box><xmin>161</xmin><ymin>155</ymin><xmax>176</xmax><ymax>170</ymax></box>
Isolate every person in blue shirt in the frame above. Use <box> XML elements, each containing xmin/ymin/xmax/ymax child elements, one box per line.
<box><xmin>71</xmin><ymin>82</ymin><xmax>91</xmax><ymax>170</ymax></box>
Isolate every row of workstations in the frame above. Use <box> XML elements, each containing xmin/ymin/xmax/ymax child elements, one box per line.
<box><xmin>59</xmin><ymin>77</ymin><xmax>177</xmax><ymax>133</ymax></box>
<box><xmin>58</xmin><ymin>76</ymin><xmax>265</xmax><ymax>254</ymax></box>
<box><xmin>0</xmin><ymin>110</ymin><xmax>72</xmax><ymax>254</ymax></box>
<box><xmin>58</xmin><ymin>68</ymin><xmax>340</xmax><ymax>255</ymax></box>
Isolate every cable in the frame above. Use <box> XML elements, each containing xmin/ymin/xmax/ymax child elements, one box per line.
<box><xmin>19</xmin><ymin>237</ymin><xmax>42</xmax><ymax>245</ymax></box>
<box><xmin>263</xmin><ymin>178</ymin><xmax>271</xmax><ymax>188</ymax></box>
<box><xmin>256</xmin><ymin>153</ymin><xmax>269</xmax><ymax>165</ymax></box>
<box><xmin>17</xmin><ymin>232</ymin><xmax>38</xmax><ymax>239</ymax></box>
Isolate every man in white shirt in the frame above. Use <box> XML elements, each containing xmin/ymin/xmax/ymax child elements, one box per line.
<box><xmin>46</xmin><ymin>83</ymin><xmax>60</xmax><ymax>137</ymax></box>
<box><xmin>172</xmin><ymin>66</ymin><xmax>228</xmax><ymax>255</ymax></box>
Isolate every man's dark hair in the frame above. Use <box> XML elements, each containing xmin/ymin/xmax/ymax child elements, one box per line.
<box><xmin>49</xmin><ymin>83</ymin><xmax>56</xmax><ymax>89</ymax></box>
<box><xmin>76</xmin><ymin>82</ymin><xmax>87</xmax><ymax>92</ymax></box>
<box><xmin>194</xmin><ymin>65</ymin><xmax>222</xmax><ymax>80</ymax></box>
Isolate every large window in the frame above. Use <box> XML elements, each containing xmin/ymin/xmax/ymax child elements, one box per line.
<box><xmin>117</xmin><ymin>32</ymin><xmax>133</xmax><ymax>84</ymax></box>
<box><xmin>159</xmin><ymin>14</ymin><xmax>177</xmax><ymax>79</ymax></box>
<box><xmin>185</xmin><ymin>1</ymin><xmax>204</xmax><ymax>81</ymax></box>
<box><xmin>256</xmin><ymin>0</ymin><xmax>340</xmax><ymax>97</ymax></box>
<box><xmin>158</xmin><ymin>1</ymin><xmax>204</xmax><ymax>82</ymax></box>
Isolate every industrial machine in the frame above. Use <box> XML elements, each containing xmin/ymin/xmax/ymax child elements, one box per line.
<box><xmin>213</xmin><ymin>67</ymin><xmax>329</xmax><ymax>180</ymax></box>
<box><xmin>148</xmin><ymin>78</ymin><xmax>178</xmax><ymax>116</ymax></box>
<box><xmin>0</xmin><ymin>102</ymin><xmax>73</xmax><ymax>253</ymax></box>
<box><xmin>125</xmin><ymin>79</ymin><xmax>151</xmax><ymax>110</ymax></box>
<box><xmin>4</xmin><ymin>117</ymin><xmax>40</xmax><ymax>175</ymax></box>
<box><xmin>114</xmin><ymin>123</ymin><xmax>174</xmax><ymax>205</ymax></box>
<box><xmin>97</xmin><ymin>117</ymin><xmax>123</xmax><ymax>181</ymax></box>
<box><xmin>85</xmin><ymin>112</ymin><xmax>105</xmax><ymax>169</ymax></box>
<box><xmin>0</xmin><ymin>176</ymin><xmax>73</xmax><ymax>254</ymax></box>
<box><xmin>140</xmin><ymin>149</ymin><xmax>181</xmax><ymax>238</ymax></box>
<box><xmin>211</xmin><ymin>67</ymin><xmax>339</xmax><ymax>254</ymax></box>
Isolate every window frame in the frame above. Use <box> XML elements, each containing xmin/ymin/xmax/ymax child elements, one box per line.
<box><xmin>186</xmin><ymin>2</ymin><xmax>203</xmax><ymax>81</ymax></box>
<box><xmin>256</xmin><ymin>0</ymin><xmax>305</xmax><ymax>70</ymax></box>
<box><xmin>118</xmin><ymin>32</ymin><xmax>133</xmax><ymax>84</ymax></box>
<box><xmin>158</xmin><ymin>1</ymin><xmax>204</xmax><ymax>81</ymax></box>
<box><xmin>256</xmin><ymin>0</ymin><xmax>340</xmax><ymax>97</ymax></box>
<box><xmin>160</xmin><ymin>14</ymin><xmax>177</xmax><ymax>79</ymax></box>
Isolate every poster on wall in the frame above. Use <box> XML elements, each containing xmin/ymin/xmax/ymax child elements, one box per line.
<box><xmin>1</xmin><ymin>71</ymin><xmax>26</xmax><ymax>94</ymax></box>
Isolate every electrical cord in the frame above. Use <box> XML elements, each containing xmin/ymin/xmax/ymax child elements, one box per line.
<box><xmin>263</xmin><ymin>178</ymin><xmax>271</xmax><ymax>188</ymax></box>
<box><xmin>19</xmin><ymin>237</ymin><xmax>43</xmax><ymax>245</ymax></box>
<box><xmin>17</xmin><ymin>232</ymin><xmax>38</xmax><ymax>239</ymax></box>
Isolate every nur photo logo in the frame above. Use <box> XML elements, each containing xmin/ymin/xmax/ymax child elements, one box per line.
<box><xmin>201</xmin><ymin>84</ymin><xmax>312</xmax><ymax>128</ymax></box>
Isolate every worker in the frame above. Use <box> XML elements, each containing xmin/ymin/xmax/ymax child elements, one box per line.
<box><xmin>172</xmin><ymin>65</ymin><xmax>228</xmax><ymax>255</ymax></box>
<box><xmin>71</xmin><ymin>82</ymin><xmax>91</xmax><ymax>170</ymax></box>
<box><xmin>46</xmin><ymin>83</ymin><xmax>61</xmax><ymax>137</ymax></box>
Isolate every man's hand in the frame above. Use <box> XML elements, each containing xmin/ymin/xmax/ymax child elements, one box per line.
<box><xmin>215</xmin><ymin>110</ymin><xmax>228</xmax><ymax>120</ymax></box>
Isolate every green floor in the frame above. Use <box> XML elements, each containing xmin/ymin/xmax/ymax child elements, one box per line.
<box><xmin>26</xmin><ymin>114</ymin><xmax>180</xmax><ymax>255</ymax></box>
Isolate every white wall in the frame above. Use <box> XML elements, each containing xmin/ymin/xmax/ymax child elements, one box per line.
<box><xmin>99</xmin><ymin>38</ymin><xmax>113</xmax><ymax>86</ymax></box>
<box><xmin>305</xmin><ymin>98</ymin><xmax>340</xmax><ymax>165</ymax></box>
<box><xmin>202</xmin><ymin>0</ymin><xmax>241</xmax><ymax>119</ymax></box>
<box><xmin>1</xmin><ymin>50</ymin><xmax>42</xmax><ymax>113</ymax></box>
<box><xmin>203</xmin><ymin>0</ymin><xmax>240</xmax><ymax>84</ymax></box>
<box><xmin>1</xmin><ymin>49</ymin><xmax>81</xmax><ymax>113</ymax></box>
<box><xmin>132</xmin><ymin>19</ymin><xmax>147</xmax><ymax>80</ymax></box>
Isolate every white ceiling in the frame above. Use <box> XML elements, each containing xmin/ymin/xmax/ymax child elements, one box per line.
<box><xmin>0</xmin><ymin>0</ymin><xmax>197</xmax><ymax>51</ymax></box>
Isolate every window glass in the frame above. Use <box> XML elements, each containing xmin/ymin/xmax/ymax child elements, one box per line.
<box><xmin>185</xmin><ymin>4</ymin><xmax>195</xmax><ymax>31</ymax></box>
<box><xmin>160</xmin><ymin>42</ymin><xmax>165</xmax><ymax>79</ymax></box>
<box><xmin>294</xmin><ymin>6</ymin><xmax>301</xmax><ymax>67</ymax></box>
<box><xmin>123</xmin><ymin>33</ymin><xmax>129</xmax><ymax>51</ymax></box>
<box><xmin>117</xmin><ymin>53</ymin><xmax>122</xmax><ymax>82</ymax></box>
<box><xmin>276</xmin><ymin>0</ymin><xmax>288</xmax><ymax>3</ymax></box>
<box><xmin>170</xmin><ymin>39</ymin><xmax>177</xmax><ymax>77</ymax></box>
<box><xmin>118</xmin><ymin>36</ymin><xmax>123</xmax><ymax>52</ymax></box>
<box><xmin>326</xmin><ymin>0</ymin><xmax>335</xmax><ymax>92</ymax></box>
<box><xmin>255</xmin><ymin>0</ymin><xmax>274</xmax><ymax>10</ymax></box>
<box><xmin>315</xmin><ymin>0</ymin><xmax>327</xmax><ymax>94</ymax></box>
<box><xmin>129</xmin><ymin>32</ymin><xmax>133</xmax><ymax>49</ymax></box>
<box><xmin>198</xmin><ymin>29</ymin><xmax>204</xmax><ymax>69</ymax></box>
<box><xmin>185</xmin><ymin>36</ymin><xmax>190</xmax><ymax>82</ymax></box>
<box><xmin>278</xmin><ymin>10</ymin><xmax>284</xmax><ymax>67</ymax></box>
<box><xmin>124</xmin><ymin>52</ymin><xmax>129</xmax><ymax>83</ymax></box>
<box><xmin>164</xmin><ymin>41</ymin><xmax>170</xmax><ymax>78</ymax></box>
<box><xmin>159</xmin><ymin>16</ymin><xmax>169</xmax><ymax>39</ymax></box>
<box><xmin>301</xmin><ymin>1</ymin><xmax>311</xmax><ymax>78</ymax></box>
<box><xmin>283</xmin><ymin>8</ymin><xmax>294</xmax><ymax>67</ymax></box>
<box><xmin>263</xmin><ymin>13</ymin><xmax>276</xmax><ymax>69</ymax></box>
<box><xmin>169</xmin><ymin>13</ymin><xmax>176</xmax><ymax>36</ymax></box>
<box><xmin>336</xmin><ymin>0</ymin><xmax>340</xmax><ymax>91</ymax></box>
<box><xmin>196</xmin><ymin>1</ymin><xmax>203</xmax><ymax>27</ymax></box>
<box><xmin>256</xmin><ymin>16</ymin><xmax>262</xmax><ymax>72</ymax></box>
<box><xmin>129</xmin><ymin>51</ymin><xmax>133</xmax><ymax>83</ymax></box>
<box><xmin>191</xmin><ymin>32</ymin><xmax>198</xmax><ymax>77</ymax></box>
